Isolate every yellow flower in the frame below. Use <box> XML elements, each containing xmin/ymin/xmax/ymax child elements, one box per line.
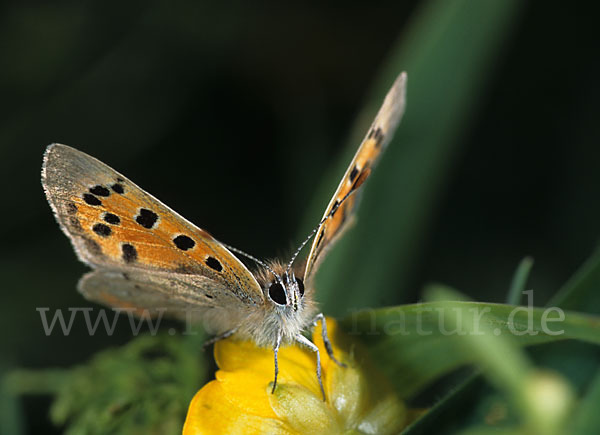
<box><xmin>183</xmin><ymin>318</ymin><xmax>406</xmax><ymax>435</ymax></box>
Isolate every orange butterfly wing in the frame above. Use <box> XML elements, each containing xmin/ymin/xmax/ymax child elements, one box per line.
<box><xmin>42</xmin><ymin>144</ymin><xmax>264</xmax><ymax>307</ymax></box>
<box><xmin>304</xmin><ymin>72</ymin><xmax>407</xmax><ymax>280</ymax></box>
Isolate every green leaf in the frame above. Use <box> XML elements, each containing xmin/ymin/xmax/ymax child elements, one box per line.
<box><xmin>340</xmin><ymin>301</ymin><xmax>600</xmax><ymax>399</ymax></box>
<box><xmin>405</xmin><ymin>241</ymin><xmax>600</xmax><ymax>432</ymax></box>
<box><xmin>569</xmin><ymin>368</ymin><xmax>600</xmax><ymax>433</ymax></box>
<box><xmin>425</xmin><ymin>288</ymin><xmax>575</xmax><ymax>435</ymax></box>
<box><xmin>549</xmin><ymin>246</ymin><xmax>600</xmax><ymax>314</ymax></box>
<box><xmin>0</xmin><ymin>368</ymin><xmax>25</xmax><ymax>435</ymax></box>
<box><xmin>506</xmin><ymin>257</ymin><xmax>534</xmax><ymax>305</ymax></box>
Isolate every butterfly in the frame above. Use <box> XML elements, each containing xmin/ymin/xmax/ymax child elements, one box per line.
<box><xmin>42</xmin><ymin>72</ymin><xmax>407</xmax><ymax>400</ymax></box>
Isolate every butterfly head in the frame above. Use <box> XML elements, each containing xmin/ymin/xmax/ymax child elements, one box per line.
<box><xmin>246</xmin><ymin>258</ymin><xmax>314</xmax><ymax>344</ymax></box>
<box><xmin>263</xmin><ymin>263</ymin><xmax>306</xmax><ymax>312</ymax></box>
<box><xmin>218</xmin><ymin>243</ymin><xmax>312</xmax><ymax>328</ymax></box>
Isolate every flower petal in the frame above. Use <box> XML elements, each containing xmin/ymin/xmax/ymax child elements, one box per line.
<box><xmin>270</xmin><ymin>383</ymin><xmax>341</xmax><ymax>435</ymax></box>
<box><xmin>183</xmin><ymin>378</ymin><xmax>292</xmax><ymax>435</ymax></box>
<box><xmin>215</xmin><ymin>337</ymin><xmax>324</xmax><ymax>398</ymax></box>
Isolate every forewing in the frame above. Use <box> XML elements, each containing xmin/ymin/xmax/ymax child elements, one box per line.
<box><xmin>42</xmin><ymin>144</ymin><xmax>263</xmax><ymax>306</ymax></box>
<box><xmin>304</xmin><ymin>72</ymin><xmax>407</xmax><ymax>280</ymax></box>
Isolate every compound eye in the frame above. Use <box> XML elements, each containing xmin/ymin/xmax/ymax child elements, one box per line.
<box><xmin>268</xmin><ymin>282</ymin><xmax>287</xmax><ymax>305</ymax></box>
<box><xmin>296</xmin><ymin>278</ymin><xmax>305</xmax><ymax>297</ymax></box>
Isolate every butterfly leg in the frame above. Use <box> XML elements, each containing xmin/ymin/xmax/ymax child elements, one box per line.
<box><xmin>202</xmin><ymin>328</ymin><xmax>237</xmax><ymax>349</ymax></box>
<box><xmin>271</xmin><ymin>332</ymin><xmax>282</xmax><ymax>394</ymax></box>
<box><xmin>312</xmin><ymin>313</ymin><xmax>346</xmax><ymax>367</ymax></box>
<box><xmin>295</xmin><ymin>334</ymin><xmax>326</xmax><ymax>401</ymax></box>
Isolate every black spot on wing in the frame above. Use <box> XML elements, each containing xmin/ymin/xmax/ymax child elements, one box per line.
<box><xmin>350</xmin><ymin>165</ymin><xmax>372</xmax><ymax>191</ymax></box>
<box><xmin>175</xmin><ymin>264</ymin><xmax>196</xmax><ymax>274</ymax></box>
<box><xmin>82</xmin><ymin>236</ymin><xmax>102</xmax><ymax>256</ymax></box>
<box><xmin>368</xmin><ymin>126</ymin><xmax>384</xmax><ymax>146</ymax></box>
<box><xmin>66</xmin><ymin>202</ymin><xmax>78</xmax><ymax>215</ymax></box>
<box><xmin>122</xmin><ymin>243</ymin><xmax>137</xmax><ymax>263</ymax></box>
<box><xmin>83</xmin><ymin>193</ymin><xmax>102</xmax><ymax>206</ymax></box>
<box><xmin>69</xmin><ymin>216</ymin><xmax>83</xmax><ymax>231</ymax></box>
<box><xmin>103</xmin><ymin>212</ymin><xmax>120</xmax><ymax>225</ymax></box>
<box><xmin>374</xmin><ymin>128</ymin><xmax>384</xmax><ymax>146</ymax></box>
<box><xmin>173</xmin><ymin>235</ymin><xmax>195</xmax><ymax>251</ymax></box>
<box><xmin>89</xmin><ymin>185</ymin><xmax>110</xmax><ymax>197</ymax></box>
<box><xmin>92</xmin><ymin>223</ymin><xmax>111</xmax><ymax>237</ymax></box>
<box><xmin>135</xmin><ymin>208</ymin><xmax>159</xmax><ymax>229</ymax></box>
<box><xmin>205</xmin><ymin>256</ymin><xmax>223</xmax><ymax>272</ymax></box>
<box><xmin>349</xmin><ymin>165</ymin><xmax>359</xmax><ymax>183</ymax></box>
<box><xmin>330</xmin><ymin>200</ymin><xmax>340</xmax><ymax>216</ymax></box>
<box><xmin>111</xmin><ymin>183</ymin><xmax>125</xmax><ymax>194</ymax></box>
<box><xmin>316</xmin><ymin>229</ymin><xmax>325</xmax><ymax>247</ymax></box>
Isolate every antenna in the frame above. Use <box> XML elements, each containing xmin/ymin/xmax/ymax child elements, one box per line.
<box><xmin>222</xmin><ymin>243</ymin><xmax>284</xmax><ymax>286</ymax></box>
<box><xmin>285</xmin><ymin>181</ymin><xmax>362</xmax><ymax>275</ymax></box>
<box><xmin>225</xmin><ymin>167</ymin><xmax>366</xmax><ymax>285</ymax></box>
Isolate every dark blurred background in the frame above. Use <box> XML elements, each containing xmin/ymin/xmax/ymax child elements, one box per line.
<box><xmin>1</xmin><ymin>0</ymin><xmax>599</xmax><ymax>432</ymax></box>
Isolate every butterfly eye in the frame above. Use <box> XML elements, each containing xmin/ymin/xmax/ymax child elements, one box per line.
<box><xmin>268</xmin><ymin>282</ymin><xmax>287</xmax><ymax>305</ymax></box>
<box><xmin>296</xmin><ymin>278</ymin><xmax>305</xmax><ymax>297</ymax></box>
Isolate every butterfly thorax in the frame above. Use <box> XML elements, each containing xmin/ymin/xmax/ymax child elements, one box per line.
<box><xmin>234</xmin><ymin>260</ymin><xmax>318</xmax><ymax>347</ymax></box>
